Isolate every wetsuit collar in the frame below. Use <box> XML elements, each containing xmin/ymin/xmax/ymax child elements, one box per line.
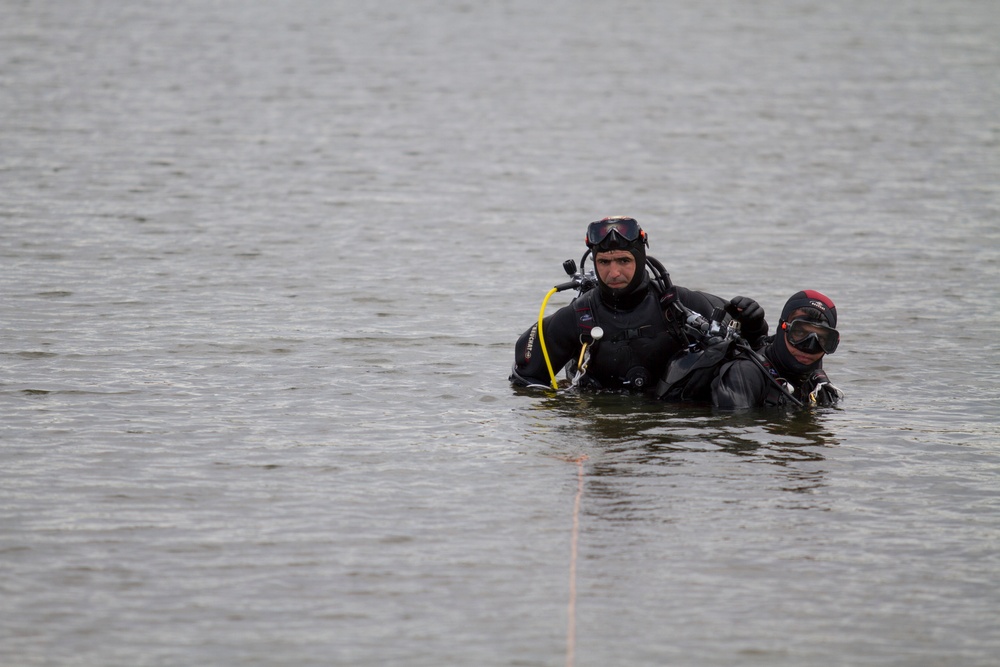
<box><xmin>598</xmin><ymin>271</ymin><xmax>651</xmax><ymax>311</ymax></box>
<box><xmin>766</xmin><ymin>331</ymin><xmax>823</xmax><ymax>381</ymax></box>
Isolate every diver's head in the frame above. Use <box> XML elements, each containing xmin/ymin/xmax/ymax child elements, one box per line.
<box><xmin>586</xmin><ymin>216</ymin><xmax>648</xmax><ymax>297</ymax></box>
<box><xmin>779</xmin><ymin>290</ymin><xmax>837</xmax><ymax>329</ymax></box>
<box><xmin>773</xmin><ymin>290</ymin><xmax>839</xmax><ymax>373</ymax></box>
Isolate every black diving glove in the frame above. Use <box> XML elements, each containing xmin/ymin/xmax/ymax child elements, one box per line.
<box><xmin>801</xmin><ymin>369</ymin><xmax>844</xmax><ymax>406</ymax></box>
<box><xmin>727</xmin><ymin>296</ymin><xmax>766</xmax><ymax>340</ymax></box>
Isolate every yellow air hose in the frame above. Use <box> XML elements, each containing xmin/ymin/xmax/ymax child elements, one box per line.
<box><xmin>537</xmin><ymin>287</ymin><xmax>560</xmax><ymax>390</ymax></box>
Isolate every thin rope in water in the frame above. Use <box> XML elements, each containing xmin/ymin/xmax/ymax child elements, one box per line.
<box><xmin>566</xmin><ymin>454</ymin><xmax>587</xmax><ymax>667</ymax></box>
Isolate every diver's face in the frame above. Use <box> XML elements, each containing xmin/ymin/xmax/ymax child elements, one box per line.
<box><xmin>594</xmin><ymin>250</ymin><xmax>636</xmax><ymax>290</ymax></box>
<box><xmin>783</xmin><ymin>308</ymin><xmax>826</xmax><ymax>366</ymax></box>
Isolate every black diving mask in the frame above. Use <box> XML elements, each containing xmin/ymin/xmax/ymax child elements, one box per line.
<box><xmin>782</xmin><ymin>319</ymin><xmax>840</xmax><ymax>354</ymax></box>
<box><xmin>586</xmin><ymin>217</ymin><xmax>646</xmax><ymax>251</ymax></box>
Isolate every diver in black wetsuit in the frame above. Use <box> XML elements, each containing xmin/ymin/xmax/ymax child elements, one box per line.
<box><xmin>711</xmin><ymin>290</ymin><xmax>844</xmax><ymax>409</ymax></box>
<box><xmin>509</xmin><ymin>216</ymin><xmax>767</xmax><ymax>392</ymax></box>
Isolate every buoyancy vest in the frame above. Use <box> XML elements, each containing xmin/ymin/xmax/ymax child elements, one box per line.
<box><xmin>708</xmin><ymin>341</ymin><xmax>811</xmax><ymax>409</ymax></box>
<box><xmin>571</xmin><ymin>287</ymin><xmax>684</xmax><ymax>391</ymax></box>
<box><xmin>656</xmin><ymin>335</ymin><xmax>739</xmax><ymax>402</ymax></box>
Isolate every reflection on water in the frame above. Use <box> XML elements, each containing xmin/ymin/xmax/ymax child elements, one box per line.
<box><xmin>524</xmin><ymin>390</ymin><xmax>838</xmax><ymax>454</ymax></box>
<box><xmin>521</xmin><ymin>390</ymin><xmax>839</xmax><ymax>519</ymax></box>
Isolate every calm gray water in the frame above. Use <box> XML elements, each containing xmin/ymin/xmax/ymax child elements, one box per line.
<box><xmin>2</xmin><ymin>1</ymin><xmax>999</xmax><ymax>665</ymax></box>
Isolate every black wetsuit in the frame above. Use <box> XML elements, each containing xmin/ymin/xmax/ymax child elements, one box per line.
<box><xmin>510</xmin><ymin>272</ymin><xmax>752</xmax><ymax>393</ymax></box>
<box><xmin>710</xmin><ymin>338</ymin><xmax>837</xmax><ymax>409</ymax></box>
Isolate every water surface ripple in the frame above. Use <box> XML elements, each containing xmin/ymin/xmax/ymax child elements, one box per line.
<box><xmin>2</xmin><ymin>1</ymin><xmax>999</xmax><ymax>666</ymax></box>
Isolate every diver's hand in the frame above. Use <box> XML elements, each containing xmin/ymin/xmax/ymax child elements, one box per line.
<box><xmin>727</xmin><ymin>296</ymin><xmax>764</xmax><ymax>332</ymax></box>
<box><xmin>802</xmin><ymin>369</ymin><xmax>844</xmax><ymax>406</ymax></box>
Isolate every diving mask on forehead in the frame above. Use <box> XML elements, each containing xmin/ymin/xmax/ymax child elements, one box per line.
<box><xmin>585</xmin><ymin>217</ymin><xmax>647</xmax><ymax>251</ymax></box>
